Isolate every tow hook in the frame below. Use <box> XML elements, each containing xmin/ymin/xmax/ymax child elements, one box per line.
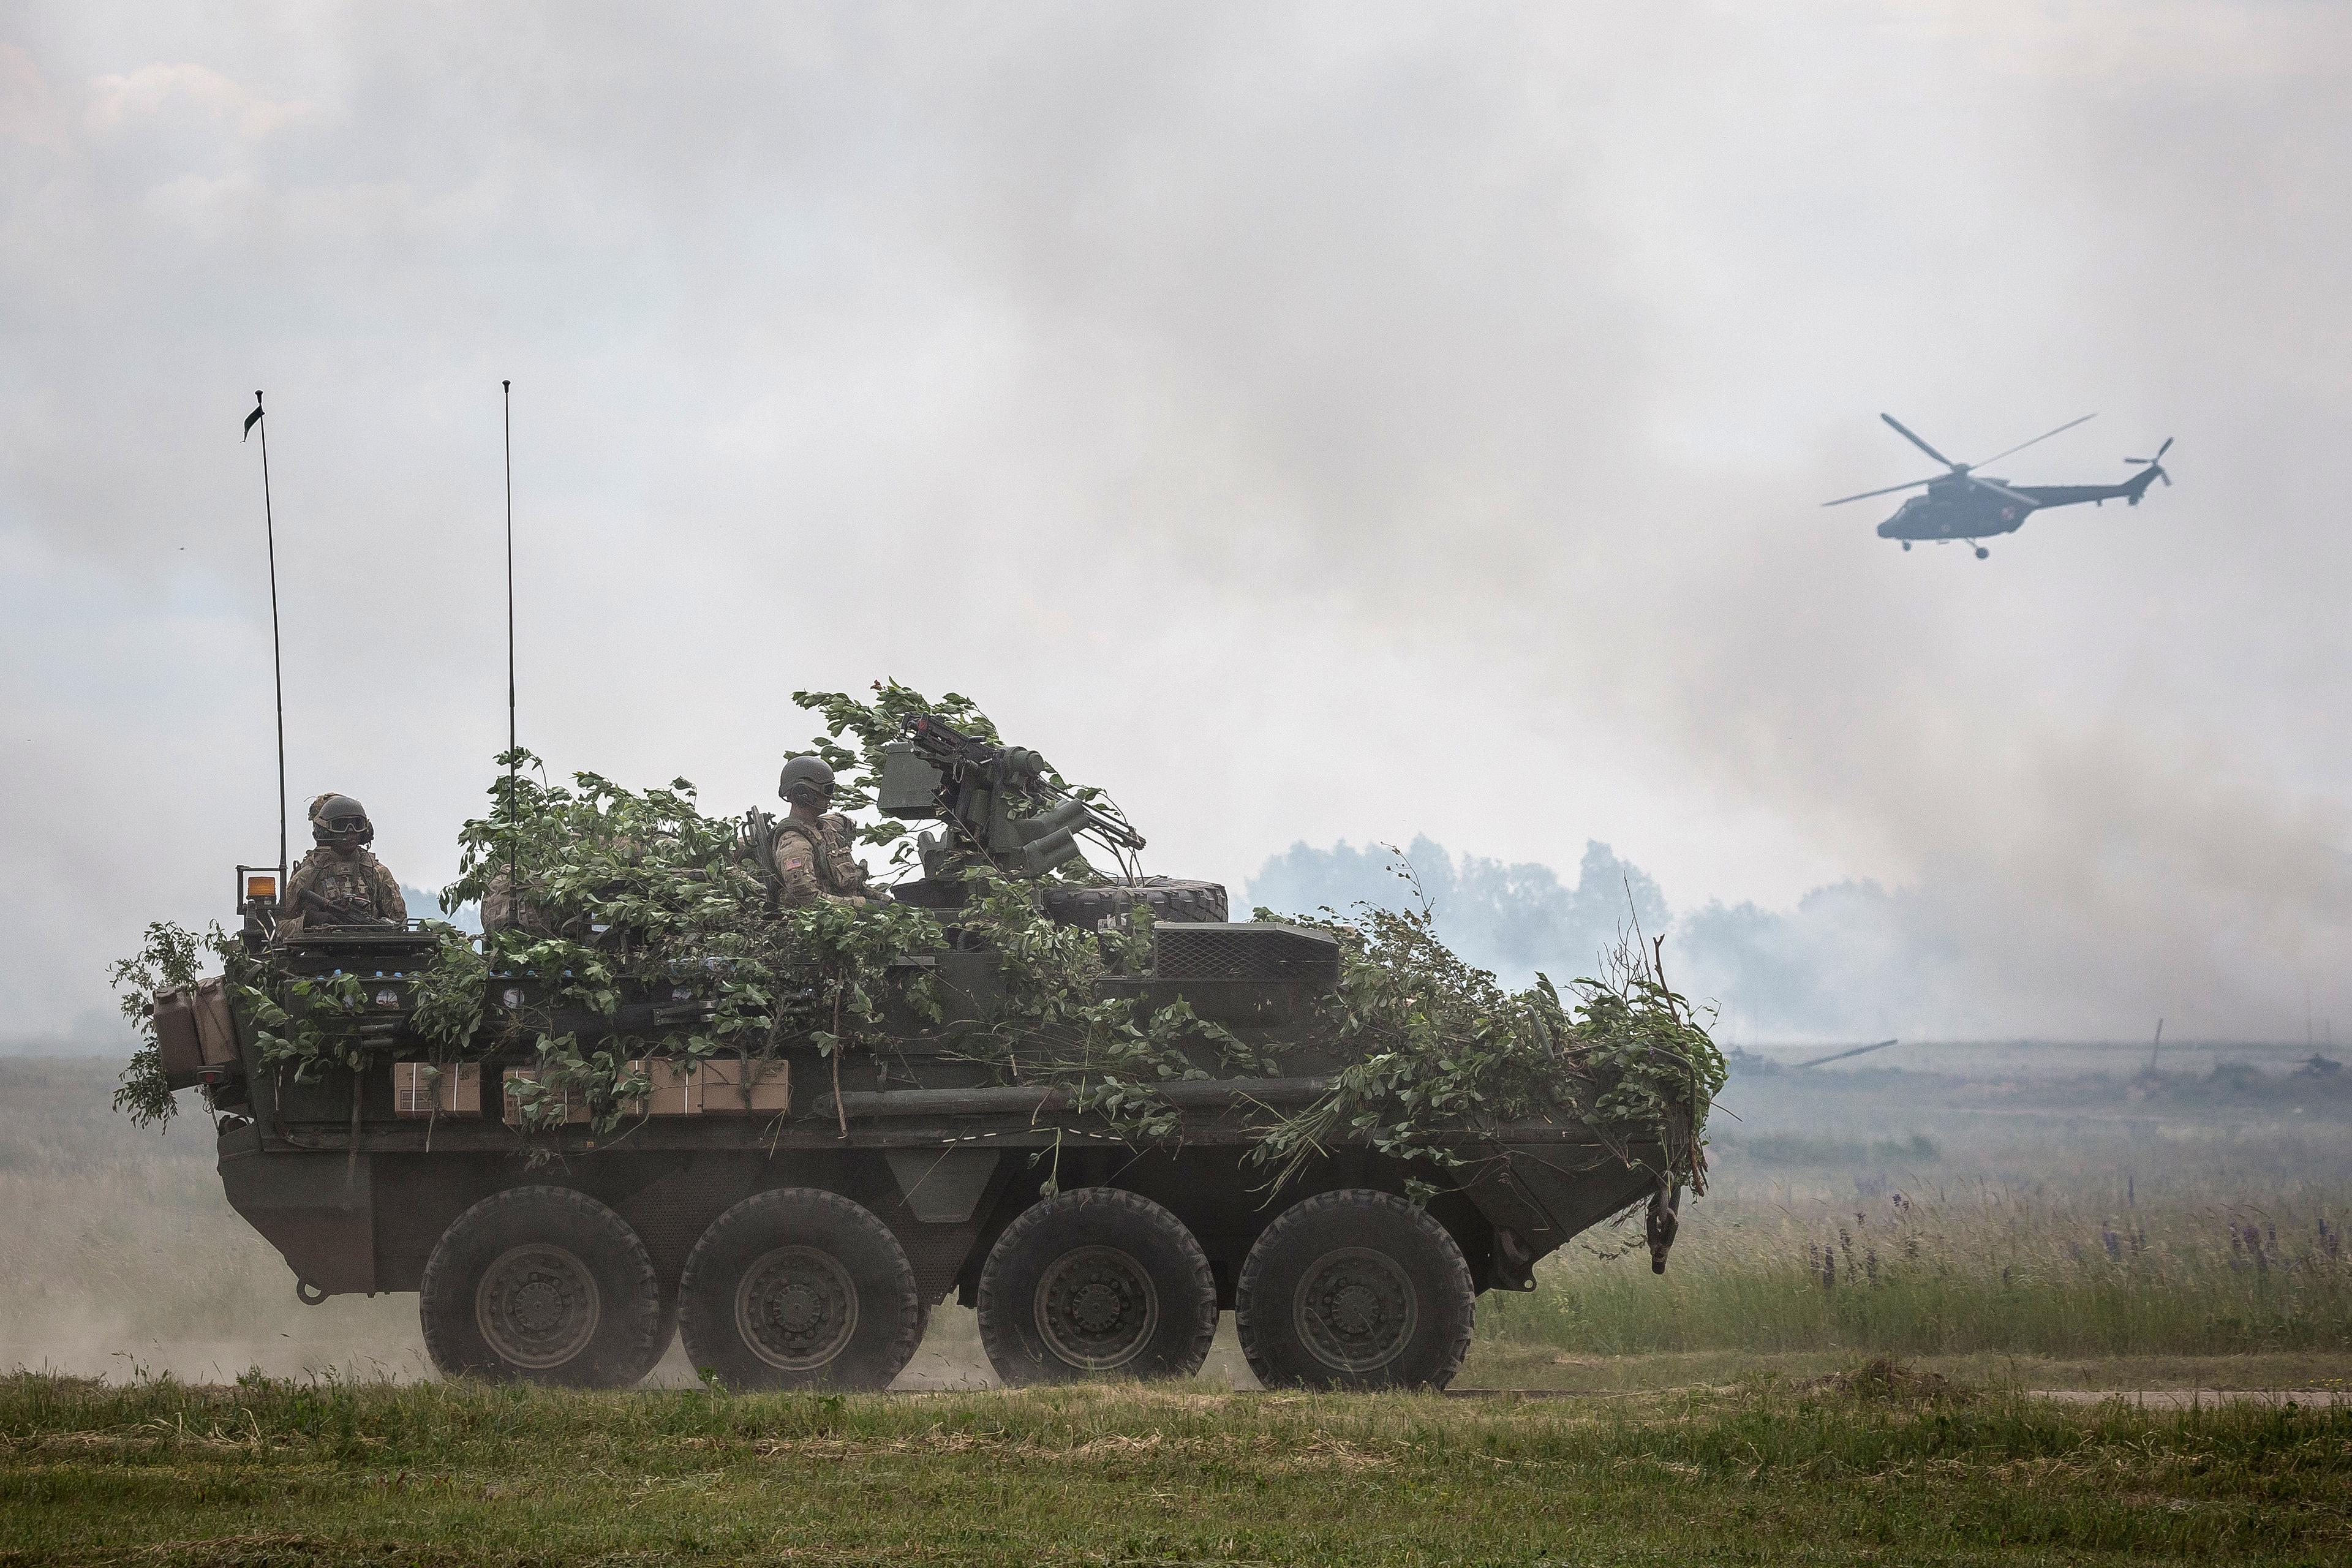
<box><xmin>1645</xmin><ymin>1182</ymin><xmax>1682</xmax><ymax>1274</ymax></box>
<box><xmin>295</xmin><ymin>1280</ymin><xmax>329</xmax><ymax>1306</ymax></box>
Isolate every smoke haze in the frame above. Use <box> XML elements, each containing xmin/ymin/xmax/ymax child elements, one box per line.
<box><xmin>6</xmin><ymin>2</ymin><xmax>2351</xmax><ymax>1043</ymax></box>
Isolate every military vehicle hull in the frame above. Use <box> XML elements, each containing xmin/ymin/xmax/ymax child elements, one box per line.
<box><xmin>186</xmin><ymin>925</ymin><xmax>1675</xmax><ymax>1390</ymax></box>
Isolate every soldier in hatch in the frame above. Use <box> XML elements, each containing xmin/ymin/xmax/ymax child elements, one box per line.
<box><xmin>478</xmin><ymin>862</ymin><xmax>555</xmax><ymax>939</ymax></box>
<box><xmin>771</xmin><ymin>756</ymin><xmax>886</xmax><ymax>908</ymax></box>
<box><xmin>280</xmin><ymin>793</ymin><xmax>407</xmax><ymax>934</ymax></box>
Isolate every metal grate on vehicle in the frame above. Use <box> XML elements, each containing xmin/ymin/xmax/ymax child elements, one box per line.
<box><xmin>1153</xmin><ymin>922</ymin><xmax>1340</xmax><ymax>983</ymax></box>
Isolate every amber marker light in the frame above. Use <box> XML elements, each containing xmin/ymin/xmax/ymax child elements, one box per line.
<box><xmin>246</xmin><ymin>874</ymin><xmax>278</xmax><ymax>901</ymax></box>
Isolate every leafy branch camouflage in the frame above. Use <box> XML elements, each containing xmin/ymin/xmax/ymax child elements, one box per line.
<box><xmin>1257</xmin><ymin>883</ymin><xmax>1725</xmax><ymax>1194</ymax></box>
<box><xmin>111</xmin><ymin>685</ymin><xmax>1723</xmax><ymax>1194</ymax></box>
<box><xmin>109</xmin><ymin>921</ymin><xmax>221</xmax><ymax>1129</ymax></box>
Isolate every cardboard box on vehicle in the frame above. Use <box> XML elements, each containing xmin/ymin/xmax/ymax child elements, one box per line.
<box><xmin>394</xmin><ymin>1061</ymin><xmax>483</xmax><ymax>1118</ymax></box>
<box><xmin>502</xmin><ymin>1067</ymin><xmax>591</xmax><ymax>1127</ymax></box>
<box><xmin>627</xmin><ymin>1058</ymin><xmax>694</xmax><ymax>1117</ymax></box>
<box><xmin>692</xmin><ymin>1058</ymin><xmax>789</xmax><ymax>1115</ymax></box>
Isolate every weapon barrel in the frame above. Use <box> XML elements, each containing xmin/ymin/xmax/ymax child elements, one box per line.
<box><xmin>1793</xmin><ymin>1038</ymin><xmax>1898</xmax><ymax>1069</ymax></box>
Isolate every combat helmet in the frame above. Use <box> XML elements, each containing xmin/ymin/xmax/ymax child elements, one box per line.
<box><xmin>309</xmin><ymin>793</ymin><xmax>374</xmax><ymax>849</ymax></box>
<box><xmin>778</xmin><ymin>756</ymin><xmax>835</xmax><ymax>811</ymax></box>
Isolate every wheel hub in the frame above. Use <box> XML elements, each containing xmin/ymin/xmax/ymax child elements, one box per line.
<box><xmin>1296</xmin><ymin>1247</ymin><xmax>1417</xmax><ymax>1373</ymax></box>
<box><xmin>1035</xmin><ymin>1245</ymin><xmax>1159</xmax><ymax>1372</ymax></box>
<box><xmin>773</xmin><ymin>1283</ymin><xmax>824</xmax><ymax>1335</ymax></box>
<box><xmin>1327</xmin><ymin>1282</ymin><xmax>1382</xmax><ymax>1336</ymax></box>
<box><xmin>512</xmin><ymin>1280</ymin><xmax>565</xmax><ymax>1333</ymax></box>
<box><xmin>1070</xmin><ymin>1281</ymin><xmax>1124</xmax><ymax>1333</ymax></box>
<box><xmin>477</xmin><ymin>1244</ymin><xmax>601</xmax><ymax>1370</ymax></box>
<box><xmin>736</xmin><ymin>1246</ymin><xmax>859</xmax><ymax>1371</ymax></box>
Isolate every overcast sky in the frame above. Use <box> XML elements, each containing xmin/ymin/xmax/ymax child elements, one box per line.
<box><xmin>5</xmin><ymin>1</ymin><xmax>2349</xmax><ymax>1044</ymax></box>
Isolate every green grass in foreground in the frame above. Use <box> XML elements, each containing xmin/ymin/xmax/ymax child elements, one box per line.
<box><xmin>3</xmin><ymin>1370</ymin><xmax>2347</xmax><ymax>1566</ymax></box>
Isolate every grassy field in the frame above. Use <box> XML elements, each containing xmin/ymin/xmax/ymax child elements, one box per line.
<box><xmin>4</xmin><ymin>1049</ymin><xmax>2351</xmax><ymax>1562</ymax></box>
<box><xmin>1483</xmin><ymin>1046</ymin><xmax>2352</xmax><ymax>1370</ymax></box>
<box><xmin>6</xmin><ymin>1370</ymin><xmax>2350</xmax><ymax>1565</ymax></box>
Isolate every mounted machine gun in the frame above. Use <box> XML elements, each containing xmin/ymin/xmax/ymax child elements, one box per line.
<box><xmin>879</xmin><ymin>713</ymin><xmax>1147</xmax><ymax>892</ymax></box>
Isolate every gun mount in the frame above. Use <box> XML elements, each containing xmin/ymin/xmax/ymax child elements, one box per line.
<box><xmin>879</xmin><ymin>713</ymin><xmax>1147</xmax><ymax>891</ymax></box>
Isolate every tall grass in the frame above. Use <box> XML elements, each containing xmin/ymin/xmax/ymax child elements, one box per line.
<box><xmin>1488</xmin><ymin>1147</ymin><xmax>2352</xmax><ymax>1357</ymax></box>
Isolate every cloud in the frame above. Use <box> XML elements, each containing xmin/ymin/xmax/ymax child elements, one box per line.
<box><xmin>85</xmin><ymin>62</ymin><xmax>310</xmax><ymax>139</ymax></box>
<box><xmin>0</xmin><ymin>45</ymin><xmax>70</xmax><ymax>151</ymax></box>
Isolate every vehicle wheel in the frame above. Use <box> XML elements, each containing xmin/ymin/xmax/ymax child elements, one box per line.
<box><xmin>976</xmin><ymin>1188</ymin><xmax>1217</xmax><ymax>1384</ymax></box>
<box><xmin>677</xmin><ymin>1188</ymin><xmax>922</xmax><ymax>1391</ymax></box>
<box><xmin>1038</xmin><ymin>877</ymin><xmax>1227</xmax><ymax>930</ymax></box>
<box><xmin>418</xmin><ymin>1186</ymin><xmax>665</xmax><ymax>1387</ymax></box>
<box><xmin>1235</xmin><ymin>1189</ymin><xmax>1475</xmax><ymax>1391</ymax></box>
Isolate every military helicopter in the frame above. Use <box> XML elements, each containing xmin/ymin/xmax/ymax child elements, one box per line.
<box><xmin>1824</xmin><ymin>413</ymin><xmax>2173</xmax><ymax>557</ymax></box>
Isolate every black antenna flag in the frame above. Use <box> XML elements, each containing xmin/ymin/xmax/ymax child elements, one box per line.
<box><xmin>245</xmin><ymin>390</ymin><xmax>289</xmax><ymax>886</ymax></box>
<box><xmin>503</xmin><ymin>379</ymin><xmax>518</xmax><ymax>899</ymax></box>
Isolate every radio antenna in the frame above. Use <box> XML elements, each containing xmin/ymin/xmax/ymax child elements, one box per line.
<box><xmin>243</xmin><ymin>391</ymin><xmax>288</xmax><ymax>885</ymax></box>
<box><xmin>502</xmin><ymin>379</ymin><xmax>518</xmax><ymax>897</ymax></box>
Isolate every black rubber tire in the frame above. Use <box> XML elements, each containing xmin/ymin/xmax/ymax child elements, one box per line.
<box><xmin>1235</xmin><ymin>1189</ymin><xmax>1476</xmax><ymax>1391</ymax></box>
<box><xmin>418</xmin><ymin>1186</ymin><xmax>665</xmax><ymax>1388</ymax></box>
<box><xmin>976</xmin><ymin>1188</ymin><xmax>1218</xmax><ymax>1384</ymax></box>
<box><xmin>677</xmin><ymin>1188</ymin><xmax>922</xmax><ymax>1391</ymax></box>
<box><xmin>1039</xmin><ymin>877</ymin><xmax>1227</xmax><ymax>930</ymax></box>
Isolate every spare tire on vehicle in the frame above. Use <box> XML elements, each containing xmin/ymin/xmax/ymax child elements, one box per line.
<box><xmin>1039</xmin><ymin>876</ymin><xmax>1227</xmax><ymax>930</ymax></box>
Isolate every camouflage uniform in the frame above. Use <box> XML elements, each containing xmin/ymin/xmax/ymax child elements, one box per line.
<box><xmin>770</xmin><ymin>812</ymin><xmax>877</xmax><ymax>907</ymax></box>
<box><xmin>281</xmin><ymin>847</ymin><xmax>407</xmax><ymax>933</ymax></box>
<box><xmin>481</xmin><ymin>829</ymin><xmax>658</xmax><ymax>938</ymax></box>
<box><xmin>479</xmin><ymin>864</ymin><xmax>557</xmax><ymax>938</ymax></box>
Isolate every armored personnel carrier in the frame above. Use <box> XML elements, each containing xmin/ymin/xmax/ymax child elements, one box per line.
<box><xmin>149</xmin><ymin>711</ymin><xmax>1704</xmax><ymax>1391</ymax></box>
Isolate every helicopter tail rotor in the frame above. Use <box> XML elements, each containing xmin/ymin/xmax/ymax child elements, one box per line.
<box><xmin>2123</xmin><ymin>438</ymin><xmax>2174</xmax><ymax>502</ymax></box>
<box><xmin>2125</xmin><ymin>437</ymin><xmax>2174</xmax><ymax>484</ymax></box>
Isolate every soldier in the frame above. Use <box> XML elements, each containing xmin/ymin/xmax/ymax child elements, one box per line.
<box><xmin>771</xmin><ymin>756</ymin><xmax>886</xmax><ymax>908</ymax></box>
<box><xmin>478</xmin><ymin>862</ymin><xmax>555</xmax><ymax>939</ymax></box>
<box><xmin>481</xmin><ymin>824</ymin><xmax>652</xmax><ymax>940</ymax></box>
<box><xmin>281</xmin><ymin>793</ymin><xmax>407</xmax><ymax>934</ymax></box>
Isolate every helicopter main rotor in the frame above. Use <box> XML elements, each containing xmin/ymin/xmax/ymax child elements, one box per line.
<box><xmin>1822</xmin><ymin>411</ymin><xmax>2097</xmax><ymax>508</ymax></box>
